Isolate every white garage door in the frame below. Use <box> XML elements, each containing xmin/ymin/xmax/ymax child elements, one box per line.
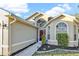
<box><xmin>11</xmin><ymin>21</ymin><xmax>37</xmax><ymax>54</ymax></box>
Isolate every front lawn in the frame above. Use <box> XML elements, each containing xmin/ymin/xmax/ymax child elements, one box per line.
<box><xmin>52</xmin><ymin>53</ymin><xmax>79</xmax><ymax>56</ymax></box>
<box><xmin>33</xmin><ymin>52</ymin><xmax>79</xmax><ymax>56</ymax></box>
<box><xmin>33</xmin><ymin>44</ymin><xmax>79</xmax><ymax>56</ymax></box>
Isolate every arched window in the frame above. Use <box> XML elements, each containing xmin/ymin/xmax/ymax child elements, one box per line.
<box><xmin>56</xmin><ymin>22</ymin><xmax>67</xmax><ymax>33</ymax></box>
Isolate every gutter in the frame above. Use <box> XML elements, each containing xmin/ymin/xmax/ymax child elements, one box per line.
<box><xmin>10</xmin><ymin>16</ymin><xmax>16</xmax><ymax>24</ymax></box>
<box><xmin>0</xmin><ymin>8</ymin><xmax>38</xmax><ymax>28</ymax></box>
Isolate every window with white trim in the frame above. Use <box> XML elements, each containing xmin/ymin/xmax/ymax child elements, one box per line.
<box><xmin>56</xmin><ymin>22</ymin><xmax>67</xmax><ymax>33</ymax></box>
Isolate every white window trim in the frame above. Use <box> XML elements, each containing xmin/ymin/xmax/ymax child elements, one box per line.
<box><xmin>56</xmin><ymin>23</ymin><xmax>67</xmax><ymax>33</ymax></box>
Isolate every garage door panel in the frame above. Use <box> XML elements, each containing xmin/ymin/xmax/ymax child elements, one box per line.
<box><xmin>11</xmin><ymin>22</ymin><xmax>37</xmax><ymax>53</ymax></box>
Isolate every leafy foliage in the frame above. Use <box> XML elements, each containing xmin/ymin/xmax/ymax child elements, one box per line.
<box><xmin>42</xmin><ymin>35</ymin><xmax>46</xmax><ymax>45</ymax></box>
<box><xmin>56</xmin><ymin>33</ymin><xmax>68</xmax><ymax>48</ymax></box>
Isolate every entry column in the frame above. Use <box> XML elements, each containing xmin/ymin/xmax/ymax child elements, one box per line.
<box><xmin>0</xmin><ymin>20</ymin><xmax>3</xmax><ymax>55</ymax></box>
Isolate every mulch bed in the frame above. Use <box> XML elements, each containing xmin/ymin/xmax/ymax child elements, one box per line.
<box><xmin>37</xmin><ymin>44</ymin><xmax>79</xmax><ymax>51</ymax></box>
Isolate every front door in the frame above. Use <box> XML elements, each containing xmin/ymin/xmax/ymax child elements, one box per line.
<box><xmin>0</xmin><ymin>20</ymin><xmax>3</xmax><ymax>55</ymax></box>
<box><xmin>40</xmin><ymin>30</ymin><xmax>43</xmax><ymax>41</ymax></box>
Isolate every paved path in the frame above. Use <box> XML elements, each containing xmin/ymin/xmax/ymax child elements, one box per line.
<box><xmin>14</xmin><ymin>41</ymin><xmax>42</xmax><ymax>56</ymax></box>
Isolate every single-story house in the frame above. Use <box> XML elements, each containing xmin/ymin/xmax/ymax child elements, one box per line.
<box><xmin>0</xmin><ymin>8</ymin><xmax>79</xmax><ymax>56</ymax></box>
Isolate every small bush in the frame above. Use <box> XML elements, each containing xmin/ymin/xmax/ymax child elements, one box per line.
<box><xmin>42</xmin><ymin>35</ymin><xmax>46</xmax><ymax>45</ymax></box>
<box><xmin>56</xmin><ymin>33</ymin><xmax>68</xmax><ymax>48</ymax></box>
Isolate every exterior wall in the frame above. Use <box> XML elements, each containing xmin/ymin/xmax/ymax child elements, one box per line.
<box><xmin>74</xmin><ymin>23</ymin><xmax>79</xmax><ymax>47</ymax></box>
<box><xmin>46</xmin><ymin>16</ymin><xmax>78</xmax><ymax>47</ymax></box>
<box><xmin>77</xmin><ymin>25</ymin><xmax>79</xmax><ymax>45</ymax></box>
<box><xmin>0</xmin><ymin>22</ymin><xmax>2</xmax><ymax>55</ymax></box>
<box><xmin>38</xmin><ymin>14</ymin><xmax>49</xmax><ymax>21</ymax></box>
<box><xmin>0</xmin><ymin>12</ymin><xmax>9</xmax><ymax>55</ymax></box>
<box><xmin>10</xmin><ymin>20</ymin><xmax>37</xmax><ymax>54</ymax></box>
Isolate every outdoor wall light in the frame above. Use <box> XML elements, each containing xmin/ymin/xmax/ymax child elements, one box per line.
<box><xmin>2</xmin><ymin>24</ymin><xmax>7</xmax><ymax>28</ymax></box>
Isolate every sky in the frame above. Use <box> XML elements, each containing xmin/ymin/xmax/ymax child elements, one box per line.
<box><xmin>0</xmin><ymin>0</ymin><xmax>79</xmax><ymax>19</ymax></box>
<box><xmin>27</xmin><ymin>3</ymin><xmax>79</xmax><ymax>18</ymax></box>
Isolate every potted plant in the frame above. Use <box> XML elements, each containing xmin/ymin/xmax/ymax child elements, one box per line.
<box><xmin>42</xmin><ymin>35</ymin><xmax>46</xmax><ymax>45</ymax></box>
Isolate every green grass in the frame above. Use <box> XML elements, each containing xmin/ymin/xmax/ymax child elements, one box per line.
<box><xmin>52</xmin><ymin>53</ymin><xmax>79</xmax><ymax>56</ymax></box>
<box><xmin>33</xmin><ymin>52</ymin><xmax>79</xmax><ymax>56</ymax></box>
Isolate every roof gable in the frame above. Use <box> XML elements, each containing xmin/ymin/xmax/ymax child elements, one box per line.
<box><xmin>25</xmin><ymin>12</ymin><xmax>39</xmax><ymax>20</ymax></box>
<box><xmin>43</xmin><ymin>14</ymin><xmax>76</xmax><ymax>27</ymax></box>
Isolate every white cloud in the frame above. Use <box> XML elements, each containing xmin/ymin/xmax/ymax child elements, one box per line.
<box><xmin>58</xmin><ymin>4</ymin><xmax>71</xmax><ymax>10</ymax></box>
<box><xmin>45</xmin><ymin>4</ymin><xmax>72</xmax><ymax>17</ymax></box>
<box><xmin>4</xmin><ymin>4</ymin><xmax>29</xmax><ymax>13</ymax></box>
<box><xmin>0</xmin><ymin>0</ymin><xmax>29</xmax><ymax>17</ymax></box>
<box><xmin>45</xmin><ymin>7</ymin><xmax>65</xmax><ymax>16</ymax></box>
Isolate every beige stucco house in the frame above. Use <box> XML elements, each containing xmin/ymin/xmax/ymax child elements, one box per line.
<box><xmin>0</xmin><ymin>8</ymin><xmax>38</xmax><ymax>56</ymax></box>
<box><xmin>26</xmin><ymin>12</ymin><xmax>79</xmax><ymax>47</ymax></box>
<box><xmin>0</xmin><ymin>8</ymin><xmax>79</xmax><ymax>56</ymax></box>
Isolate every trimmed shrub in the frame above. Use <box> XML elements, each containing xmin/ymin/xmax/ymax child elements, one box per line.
<box><xmin>78</xmin><ymin>29</ymin><xmax>79</xmax><ymax>33</ymax></box>
<box><xmin>56</xmin><ymin>33</ymin><xmax>68</xmax><ymax>48</ymax></box>
<box><xmin>42</xmin><ymin>35</ymin><xmax>46</xmax><ymax>45</ymax></box>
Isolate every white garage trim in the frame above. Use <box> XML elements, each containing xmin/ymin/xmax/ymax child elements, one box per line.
<box><xmin>0</xmin><ymin>45</ymin><xmax>8</xmax><ymax>48</ymax></box>
<box><xmin>12</xmin><ymin>39</ymin><xmax>35</xmax><ymax>47</ymax></box>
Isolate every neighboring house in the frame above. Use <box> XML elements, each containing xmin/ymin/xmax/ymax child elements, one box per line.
<box><xmin>0</xmin><ymin>8</ymin><xmax>38</xmax><ymax>56</ymax></box>
<box><xmin>0</xmin><ymin>8</ymin><xmax>79</xmax><ymax>56</ymax></box>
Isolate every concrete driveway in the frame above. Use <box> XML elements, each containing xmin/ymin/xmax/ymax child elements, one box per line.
<box><xmin>14</xmin><ymin>41</ymin><xmax>42</xmax><ymax>56</ymax></box>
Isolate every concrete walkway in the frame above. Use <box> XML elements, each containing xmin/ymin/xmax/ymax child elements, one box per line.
<box><xmin>14</xmin><ymin>41</ymin><xmax>42</xmax><ymax>56</ymax></box>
